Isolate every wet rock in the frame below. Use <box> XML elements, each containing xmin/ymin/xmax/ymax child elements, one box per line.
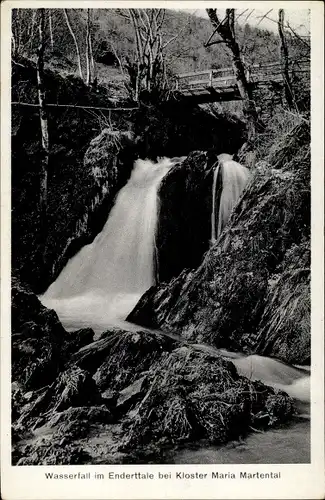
<box><xmin>63</xmin><ymin>328</ymin><xmax>95</xmax><ymax>359</ymax></box>
<box><xmin>120</xmin><ymin>346</ymin><xmax>294</xmax><ymax>451</ymax></box>
<box><xmin>11</xmin><ymin>279</ymin><xmax>66</xmax><ymax>390</ymax></box>
<box><xmin>16</xmin><ymin>442</ymin><xmax>91</xmax><ymax>466</ymax></box>
<box><xmin>72</xmin><ymin>329</ymin><xmax>176</xmax><ymax>391</ymax></box>
<box><xmin>116</xmin><ymin>376</ymin><xmax>147</xmax><ymax>412</ymax></box>
<box><xmin>156</xmin><ymin>151</ymin><xmax>214</xmax><ymax>283</ymax></box>
<box><xmin>101</xmin><ymin>389</ymin><xmax>118</xmax><ymax>408</ymax></box>
<box><xmin>51</xmin><ymin>367</ymin><xmax>100</xmax><ymax>412</ymax></box>
<box><xmin>48</xmin><ymin>405</ymin><xmax>113</xmax><ymax>431</ymax></box>
<box><xmin>15</xmin><ymin>367</ymin><xmax>100</xmax><ymax>432</ymax></box>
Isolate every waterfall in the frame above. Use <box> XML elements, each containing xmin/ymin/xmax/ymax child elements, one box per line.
<box><xmin>40</xmin><ymin>158</ymin><xmax>173</xmax><ymax>332</ymax></box>
<box><xmin>211</xmin><ymin>164</ymin><xmax>220</xmax><ymax>243</ymax></box>
<box><xmin>211</xmin><ymin>156</ymin><xmax>251</xmax><ymax>244</ymax></box>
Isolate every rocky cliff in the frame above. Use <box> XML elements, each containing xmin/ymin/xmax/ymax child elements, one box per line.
<box><xmin>128</xmin><ymin>122</ymin><xmax>310</xmax><ymax>365</ymax></box>
<box><xmin>156</xmin><ymin>151</ymin><xmax>216</xmax><ymax>283</ymax></box>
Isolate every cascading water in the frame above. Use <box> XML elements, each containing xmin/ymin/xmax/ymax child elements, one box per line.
<box><xmin>211</xmin><ymin>164</ymin><xmax>220</xmax><ymax>243</ymax></box>
<box><xmin>40</xmin><ymin>158</ymin><xmax>173</xmax><ymax>332</ymax></box>
<box><xmin>211</xmin><ymin>155</ymin><xmax>251</xmax><ymax>244</ymax></box>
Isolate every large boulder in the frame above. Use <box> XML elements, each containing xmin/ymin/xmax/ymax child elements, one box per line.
<box><xmin>11</xmin><ymin>278</ymin><xmax>96</xmax><ymax>389</ymax></box>
<box><xmin>11</xmin><ymin>278</ymin><xmax>66</xmax><ymax>390</ymax></box>
<box><xmin>120</xmin><ymin>346</ymin><xmax>294</xmax><ymax>453</ymax></box>
<box><xmin>156</xmin><ymin>151</ymin><xmax>215</xmax><ymax>283</ymax></box>
<box><xmin>72</xmin><ymin>328</ymin><xmax>176</xmax><ymax>391</ymax></box>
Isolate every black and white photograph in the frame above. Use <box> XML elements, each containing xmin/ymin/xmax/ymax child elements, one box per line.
<box><xmin>1</xmin><ymin>1</ymin><xmax>324</xmax><ymax>498</ymax></box>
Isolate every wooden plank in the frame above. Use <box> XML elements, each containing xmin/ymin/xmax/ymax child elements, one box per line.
<box><xmin>177</xmin><ymin>70</ymin><xmax>212</xmax><ymax>79</ymax></box>
<box><xmin>184</xmin><ymin>78</ymin><xmax>211</xmax><ymax>86</ymax></box>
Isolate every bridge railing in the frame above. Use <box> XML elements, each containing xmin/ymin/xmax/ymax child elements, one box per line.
<box><xmin>176</xmin><ymin>67</ymin><xmax>234</xmax><ymax>90</ymax></box>
<box><xmin>176</xmin><ymin>59</ymin><xmax>310</xmax><ymax>91</ymax></box>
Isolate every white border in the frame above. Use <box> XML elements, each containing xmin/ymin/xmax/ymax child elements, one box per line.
<box><xmin>1</xmin><ymin>1</ymin><xmax>324</xmax><ymax>499</ymax></box>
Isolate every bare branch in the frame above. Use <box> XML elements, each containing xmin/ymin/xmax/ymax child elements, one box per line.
<box><xmin>256</xmin><ymin>9</ymin><xmax>273</xmax><ymax>27</ymax></box>
<box><xmin>285</xmin><ymin>21</ymin><xmax>311</xmax><ymax>49</ymax></box>
<box><xmin>11</xmin><ymin>102</ymin><xmax>139</xmax><ymax>111</ymax></box>
<box><xmin>63</xmin><ymin>9</ymin><xmax>83</xmax><ymax>80</ymax></box>
<box><xmin>205</xmin><ymin>39</ymin><xmax>227</xmax><ymax>47</ymax></box>
<box><xmin>204</xmin><ymin>22</ymin><xmax>228</xmax><ymax>46</ymax></box>
<box><xmin>244</xmin><ymin>9</ymin><xmax>255</xmax><ymax>23</ymax></box>
<box><xmin>235</xmin><ymin>9</ymin><xmax>249</xmax><ymax>23</ymax></box>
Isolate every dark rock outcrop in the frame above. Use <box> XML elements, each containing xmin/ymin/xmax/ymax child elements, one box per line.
<box><xmin>255</xmin><ymin>241</ymin><xmax>310</xmax><ymax>364</ymax></box>
<box><xmin>132</xmin><ymin>101</ymin><xmax>246</xmax><ymax>159</ymax></box>
<box><xmin>11</xmin><ymin>278</ymin><xmax>66</xmax><ymax>390</ymax></box>
<box><xmin>72</xmin><ymin>329</ymin><xmax>176</xmax><ymax>391</ymax></box>
<box><xmin>156</xmin><ymin>151</ymin><xmax>215</xmax><ymax>283</ymax></box>
<box><xmin>128</xmin><ymin>122</ymin><xmax>310</xmax><ymax>364</ymax></box>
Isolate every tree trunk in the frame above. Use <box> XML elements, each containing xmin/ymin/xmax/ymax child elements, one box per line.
<box><xmin>36</xmin><ymin>9</ymin><xmax>49</xmax><ymax>248</ymax></box>
<box><xmin>86</xmin><ymin>9</ymin><xmax>91</xmax><ymax>85</ymax></box>
<box><xmin>89</xmin><ymin>15</ymin><xmax>96</xmax><ymax>82</ymax></box>
<box><xmin>49</xmin><ymin>10</ymin><xmax>54</xmax><ymax>50</ymax></box>
<box><xmin>206</xmin><ymin>8</ymin><xmax>257</xmax><ymax>146</ymax></box>
<box><xmin>278</xmin><ymin>9</ymin><xmax>295</xmax><ymax>109</ymax></box>
<box><xmin>64</xmin><ymin>9</ymin><xmax>83</xmax><ymax>80</ymax></box>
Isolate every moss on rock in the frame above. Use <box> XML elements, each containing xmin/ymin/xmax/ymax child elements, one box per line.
<box><xmin>120</xmin><ymin>347</ymin><xmax>294</xmax><ymax>452</ymax></box>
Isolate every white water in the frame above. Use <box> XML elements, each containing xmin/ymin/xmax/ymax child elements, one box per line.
<box><xmin>211</xmin><ymin>164</ymin><xmax>220</xmax><ymax>243</ymax></box>
<box><xmin>40</xmin><ymin>158</ymin><xmax>173</xmax><ymax>330</ymax></box>
<box><xmin>211</xmin><ymin>155</ymin><xmax>251</xmax><ymax>244</ymax></box>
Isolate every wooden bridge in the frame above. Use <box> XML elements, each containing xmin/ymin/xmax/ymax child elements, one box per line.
<box><xmin>175</xmin><ymin>60</ymin><xmax>310</xmax><ymax>103</ymax></box>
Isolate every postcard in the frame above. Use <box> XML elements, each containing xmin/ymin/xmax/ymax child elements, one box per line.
<box><xmin>1</xmin><ymin>1</ymin><xmax>324</xmax><ymax>499</ymax></box>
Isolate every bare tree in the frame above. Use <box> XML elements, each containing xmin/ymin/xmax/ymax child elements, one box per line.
<box><xmin>12</xmin><ymin>9</ymin><xmax>31</xmax><ymax>59</ymax></box>
<box><xmin>206</xmin><ymin>8</ymin><xmax>258</xmax><ymax>147</ymax></box>
<box><xmin>48</xmin><ymin>10</ymin><xmax>54</xmax><ymax>50</ymax></box>
<box><xmin>88</xmin><ymin>13</ymin><xmax>96</xmax><ymax>83</ymax></box>
<box><xmin>85</xmin><ymin>9</ymin><xmax>96</xmax><ymax>86</ymax></box>
<box><xmin>85</xmin><ymin>9</ymin><xmax>91</xmax><ymax>85</ymax></box>
<box><xmin>278</xmin><ymin>9</ymin><xmax>295</xmax><ymax>109</ymax></box>
<box><xmin>64</xmin><ymin>9</ymin><xmax>83</xmax><ymax>80</ymax></box>
<box><xmin>124</xmin><ymin>9</ymin><xmax>172</xmax><ymax>101</ymax></box>
<box><xmin>36</xmin><ymin>9</ymin><xmax>49</xmax><ymax>242</ymax></box>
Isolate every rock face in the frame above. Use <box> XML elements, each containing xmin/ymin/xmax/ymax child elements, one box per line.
<box><xmin>11</xmin><ymin>277</ymin><xmax>67</xmax><ymax>390</ymax></box>
<box><xmin>255</xmin><ymin>241</ymin><xmax>310</xmax><ymax>364</ymax></box>
<box><xmin>128</xmin><ymin>122</ymin><xmax>310</xmax><ymax>365</ymax></box>
<box><xmin>156</xmin><ymin>151</ymin><xmax>215</xmax><ymax>282</ymax></box>
<box><xmin>132</xmin><ymin>102</ymin><xmax>246</xmax><ymax>159</ymax></box>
